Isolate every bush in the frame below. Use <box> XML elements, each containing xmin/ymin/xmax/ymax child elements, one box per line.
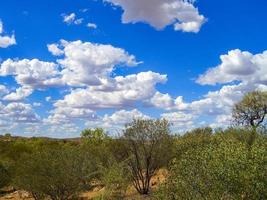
<box><xmin>100</xmin><ymin>161</ymin><xmax>130</xmax><ymax>200</ymax></box>
<box><xmin>0</xmin><ymin>162</ymin><xmax>10</xmax><ymax>189</ymax></box>
<box><xmin>14</xmin><ymin>146</ymin><xmax>95</xmax><ymax>200</ymax></box>
<box><xmin>155</xmin><ymin>132</ymin><xmax>267</xmax><ymax>199</ymax></box>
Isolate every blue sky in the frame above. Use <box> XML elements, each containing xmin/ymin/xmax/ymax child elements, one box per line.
<box><xmin>0</xmin><ymin>0</ymin><xmax>267</xmax><ymax>138</ymax></box>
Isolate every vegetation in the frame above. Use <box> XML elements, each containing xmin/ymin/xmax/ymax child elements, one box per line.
<box><xmin>232</xmin><ymin>91</ymin><xmax>267</xmax><ymax>129</ymax></box>
<box><xmin>155</xmin><ymin>129</ymin><xmax>267</xmax><ymax>200</ymax></box>
<box><xmin>0</xmin><ymin>162</ymin><xmax>10</xmax><ymax>190</ymax></box>
<box><xmin>0</xmin><ymin>91</ymin><xmax>266</xmax><ymax>199</ymax></box>
<box><xmin>121</xmin><ymin>119</ymin><xmax>173</xmax><ymax>195</ymax></box>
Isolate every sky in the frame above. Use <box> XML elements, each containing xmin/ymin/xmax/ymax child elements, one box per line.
<box><xmin>0</xmin><ymin>0</ymin><xmax>267</xmax><ymax>138</ymax></box>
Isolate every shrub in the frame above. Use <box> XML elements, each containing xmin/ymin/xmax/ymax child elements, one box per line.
<box><xmin>100</xmin><ymin>161</ymin><xmax>130</xmax><ymax>200</ymax></box>
<box><xmin>14</xmin><ymin>146</ymin><xmax>95</xmax><ymax>200</ymax></box>
<box><xmin>0</xmin><ymin>162</ymin><xmax>10</xmax><ymax>189</ymax></box>
<box><xmin>155</xmin><ymin>132</ymin><xmax>267</xmax><ymax>199</ymax></box>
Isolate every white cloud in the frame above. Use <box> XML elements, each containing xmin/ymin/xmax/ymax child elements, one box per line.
<box><xmin>87</xmin><ymin>23</ymin><xmax>97</xmax><ymax>29</ymax></box>
<box><xmin>50</xmin><ymin>40</ymin><xmax>140</xmax><ymax>86</ymax></box>
<box><xmin>62</xmin><ymin>13</ymin><xmax>83</xmax><ymax>25</ymax></box>
<box><xmin>0</xmin><ymin>58</ymin><xmax>60</xmax><ymax>90</ymax></box>
<box><xmin>102</xmin><ymin>109</ymin><xmax>150</xmax><ymax>127</ymax></box>
<box><xmin>0</xmin><ymin>19</ymin><xmax>16</xmax><ymax>48</ymax></box>
<box><xmin>1</xmin><ymin>102</ymin><xmax>40</xmax><ymax>124</ymax></box>
<box><xmin>47</xmin><ymin>44</ymin><xmax>64</xmax><ymax>56</ymax></box>
<box><xmin>85</xmin><ymin>109</ymin><xmax>150</xmax><ymax>132</ymax></box>
<box><xmin>3</xmin><ymin>87</ymin><xmax>33</xmax><ymax>101</ymax></box>
<box><xmin>168</xmin><ymin>49</ymin><xmax>267</xmax><ymax>128</ymax></box>
<box><xmin>63</xmin><ymin>13</ymin><xmax>76</xmax><ymax>24</ymax></box>
<box><xmin>46</xmin><ymin>70</ymin><xmax>166</xmax><ymax>128</ymax></box>
<box><xmin>53</xmin><ymin>71</ymin><xmax>167</xmax><ymax>111</ymax></box>
<box><xmin>148</xmin><ymin>91</ymin><xmax>175</xmax><ymax>109</ymax></box>
<box><xmin>161</xmin><ymin>111</ymin><xmax>194</xmax><ymax>131</ymax></box>
<box><xmin>44</xmin><ymin>107</ymin><xmax>96</xmax><ymax>125</ymax></box>
<box><xmin>0</xmin><ymin>85</ymin><xmax>9</xmax><ymax>96</ymax></box>
<box><xmin>105</xmin><ymin>0</ymin><xmax>206</xmax><ymax>33</ymax></box>
<box><xmin>197</xmin><ymin>49</ymin><xmax>267</xmax><ymax>85</ymax></box>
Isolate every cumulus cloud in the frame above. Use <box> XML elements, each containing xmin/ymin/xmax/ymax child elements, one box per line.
<box><xmin>105</xmin><ymin>0</ymin><xmax>206</xmax><ymax>33</ymax></box>
<box><xmin>1</xmin><ymin>102</ymin><xmax>40</xmax><ymax>124</ymax></box>
<box><xmin>53</xmin><ymin>71</ymin><xmax>167</xmax><ymax>111</ymax></box>
<box><xmin>85</xmin><ymin>109</ymin><xmax>150</xmax><ymax>132</ymax></box>
<box><xmin>161</xmin><ymin>111</ymin><xmax>194</xmax><ymax>131</ymax></box>
<box><xmin>0</xmin><ymin>40</ymin><xmax>142</xmax><ymax>92</ymax></box>
<box><xmin>197</xmin><ymin>49</ymin><xmax>267</xmax><ymax>85</ymax></box>
<box><xmin>3</xmin><ymin>87</ymin><xmax>33</xmax><ymax>101</ymax></box>
<box><xmin>49</xmin><ymin>40</ymin><xmax>140</xmax><ymax>86</ymax></box>
<box><xmin>148</xmin><ymin>91</ymin><xmax>175</xmax><ymax>109</ymax></box>
<box><xmin>168</xmin><ymin>49</ymin><xmax>267</xmax><ymax>128</ymax></box>
<box><xmin>0</xmin><ymin>19</ymin><xmax>16</xmax><ymax>48</ymax></box>
<box><xmin>44</xmin><ymin>107</ymin><xmax>96</xmax><ymax>125</ymax></box>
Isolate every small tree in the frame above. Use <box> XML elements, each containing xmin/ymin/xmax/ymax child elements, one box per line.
<box><xmin>232</xmin><ymin>91</ymin><xmax>267</xmax><ymax>147</ymax></box>
<box><xmin>81</xmin><ymin>128</ymin><xmax>107</xmax><ymax>141</ymax></box>
<box><xmin>122</xmin><ymin>119</ymin><xmax>173</xmax><ymax>195</ymax></box>
<box><xmin>232</xmin><ymin>91</ymin><xmax>267</xmax><ymax>129</ymax></box>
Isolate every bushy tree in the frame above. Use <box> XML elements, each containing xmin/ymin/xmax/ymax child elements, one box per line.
<box><xmin>122</xmin><ymin>119</ymin><xmax>173</xmax><ymax>195</ymax></box>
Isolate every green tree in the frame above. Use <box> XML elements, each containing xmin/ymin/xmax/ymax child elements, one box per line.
<box><xmin>233</xmin><ymin>91</ymin><xmax>267</xmax><ymax>129</ymax></box>
<box><xmin>122</xmin><ymin>119</ymin><xmax>173</xmax><ymax>195</ymax></box>
<box><xmin>232</xmin><ymin>91</ymin><xmax>267</xmax><ymax>147</ymax></box>
<box><xmin>81</xmin><ymin>128</ymin><xmax>107</xmax><ymax>141</ymax></box>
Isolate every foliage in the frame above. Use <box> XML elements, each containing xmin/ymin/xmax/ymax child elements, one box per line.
<box><xmin>99</xmin><ymin>161</ymin><xmax>130</xmax><ymax>200</ymax></box>
<box><xmin>81</xmin><ymin>128</ymin><xmax>107</xmax><ymax>141</ymax></box>
<box><xmin>233</xmin><ymin>91</ymin><xmax>267</xmax><ymax>128</ymax></box>
<box><xmin>155</xmin><ymin>130</ymin><xmax>267</xmax><ymax>200</ymax></box>
<box><xmin>122</xmin><ymin>119</ymin><xmax>174</xmax><ymax>195</ymax></box>
<box><xmin>0</xmin><ymin>162</ymin><xmax>10</xmax><ymax>189</ymax></box>
<box><xmin>14</xmin><ymin>146</ymin><xmax>95</xmax><ymax>200</ymax></box>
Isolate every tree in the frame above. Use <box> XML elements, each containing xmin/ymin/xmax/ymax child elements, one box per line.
<box><xmin>233</xmin><ymin>91</ymin><xmax>267</xmax><ymax>129</ymax></box>
<box><xmin>232</xmin><ymin>91</ymin><xmax>267</xmax><ymax>147</ymax></box>
<box><xmin>122</xmin><ymin>119</ymin><xmax>173</xmax><ymax>195</ymax></box>
<box><xmin>81</xmin><ymin>128</ymin><xmax>107</xmax><ymax>141</ymax></box>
